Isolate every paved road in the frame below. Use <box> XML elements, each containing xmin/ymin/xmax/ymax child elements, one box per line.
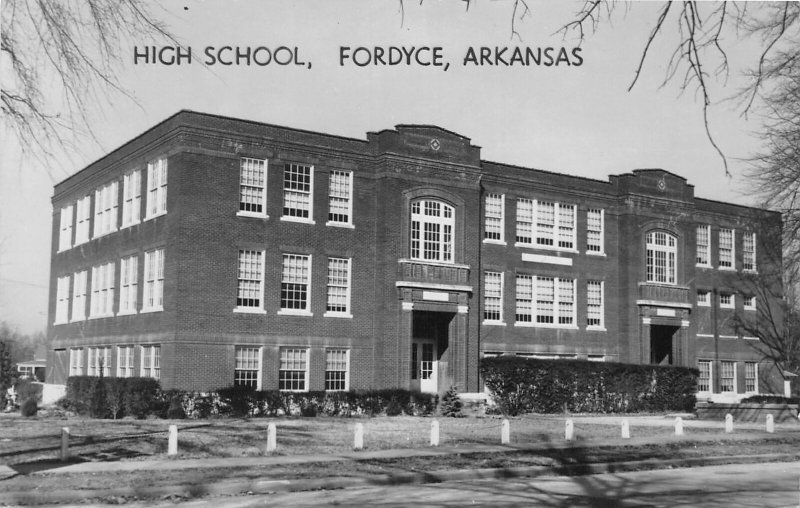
<box><xmin>115</xmin><ymin>461</ymin><xmax>800</xmax><ymax>508</ymax></box>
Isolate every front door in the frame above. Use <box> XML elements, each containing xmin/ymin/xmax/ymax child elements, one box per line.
<box><xmin>411</xmin><ymin>340</ymin><xmax>438</xmax><ymax>393</ymax></box>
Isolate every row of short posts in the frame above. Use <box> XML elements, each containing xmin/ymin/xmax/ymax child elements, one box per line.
<box><xmin>57</xmin><ymin>413</ymin><xmax>779</xmax><ymax>460</ymax></box>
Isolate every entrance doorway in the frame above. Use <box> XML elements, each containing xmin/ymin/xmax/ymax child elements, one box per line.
<box><xmin>650</xmin><ymin>325</ymin><xmax>679</xmax><ymax>365</ymax></box>
<box><xmin>410</xmin><ymin>311</ymin><xmax>452</xmax><ymax>393</ymax></box>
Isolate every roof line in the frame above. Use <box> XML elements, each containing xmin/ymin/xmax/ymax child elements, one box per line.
<box><xmin>481</xmin><ymin>159</ymin><xmax>611</xmax><ymax>186</ymax></box>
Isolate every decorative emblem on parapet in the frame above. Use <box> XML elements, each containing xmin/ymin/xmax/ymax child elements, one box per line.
<box><xmin>657</xmin><ymin>177</ymin><xmax>666</xmax><ymax>192</ymax></box>
<box><xmin>430</xmin><ymin>138</ymin><xmax>441</xmax><ymax>151</ymax></box>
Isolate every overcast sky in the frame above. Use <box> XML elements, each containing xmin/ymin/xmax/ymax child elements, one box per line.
<box><xmin>0</xmin><ymin>1</ymin><xmax>773</xmax><ymax>335</ymax></box>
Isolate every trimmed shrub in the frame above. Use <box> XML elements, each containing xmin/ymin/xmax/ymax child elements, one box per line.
<box><xmin>65</xmin><ymin>376</ymin><xmax>162</xmax><ymax>419</ymax></box>
<box><xmin>740</xmin><ymin>394</ymin><xmax>800</xmax><ymax>405</ymax></box>
<box><xmin>21</xmin><ymin>398</ymin><xmax>38</xmax><ymax>417</ymax></box>
<box><xmin>439</xmin><ymin>386</ymin><xmax>464</xmax><ymax>417</ymax></box>
<box><xmin>481</xmin><ymin>356</ymin><xmax>698</xmax><ymax>416</ymax></box>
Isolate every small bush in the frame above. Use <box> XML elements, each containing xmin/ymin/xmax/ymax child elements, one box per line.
<box><xmin>740</xmin><ymin>394</ymin><xmax>800</xmax><ymax>405</ymax></box>
<box><xmin>439</xmin><ymin>386</ymin><xmax>464</xmax><ymax>417</ymax></box>
<box><xmin>20</xmin><ymin>398</ymin><xmax>38</xmax><ymax>417</ymax></box>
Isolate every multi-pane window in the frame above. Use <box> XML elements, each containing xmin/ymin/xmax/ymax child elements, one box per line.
<box><xmin>119</xmin><ymin>255</ymin><xmax>138</xmax><ymax>315</ymax></box>
<box><xmin>515</xmin><ymin>274</ymin><xmax>533</xmax><ymax>323</ymax></box>
<box><xmin>279</xmin><ymin>348</ymin><xmax>308</xmax><ymax>391</ymax></box>
<box><xmin>645</xmin><ymin>231</ymin><xmax>677</xmax><ymax>284</ymax></box>
<box><xmin>697</xmin><ymin>290</ymin><xmax>711</xmax><ymax>306</ymax></box>
<box><xmin>484</xmin><ymin>193</ymin><xmax>504</xmax><ymax>242</ymax></box>
<box><xmin>143</xmin><ymin>248</ymin><xmax>165</xmax><ymax>311</ymax></box>
<box><xmin>326</xmin><ymin>257</ymin><xmax>351</xmax><ymax>315</ymax></box>
<box><xmin>410</xmin><ymin>199</ymin><xmax>455</xmax><ymax>263</ymax></box>
<box><xmin>90</xmin><ymin>262</ymin><xmax>115</xmax><ymax>318</ymax></box>
<box><xmin>234</xmin><ymin>347</ymin><xmax>260</xmax><ymax>388</ymax></box>
<box><xmin>744</xmin><ymin>295</ymin><xmax>756</xmax><ymax>311</ymax></box>
<box><xmin>58</xmin><ymin>205</ymin><xmax>73</xmax><ymax>251</ymax></box>
<box><xmin>696</xmin><ymin>225</ymin><xmax>710</xmax><ymax>266</ymax></box>
<box><xmin>557</xmin><ymin>279</ymin><xmax>575</xmax><ymax>325</ymax></box>
<box><xmin>282</xmin><ymin>163</ymin><xmax>313</xmax><ymax>220</ymax></box>
<box><xmin>69</xmin><ymin>348</ymin><xmax>83</xmax><ymax>376</ymax></box>
<box><xmin>697</xmin><ymin>360</ymin><xmax>712</xmax><ymax>392</ymax></box>
<box><xmin>71</xmin><ymin>270</ymin><xmax>87</xmax><ymax>321</ymax></box>
<box><xmin>536</xmin><ymin>277</ymin><xmax>555</xmax><ymax>324</ymax></box>
<box><xmin>743</xmin><ymin>232</ymin><xmax>756</xmax><ymax>271</ymax></box>
<box><xmin>74</xmin><ymin>195</ymin><xmax>91</xmax><ymax>245</ymax></box>
<box><xmin>122</xmin><ymin>170</ymin><xmax>141</xmax><ymax>227</ymax></box>
<box><xmin>720</xmin><ymin>361</ymin><xmax>736</xmax><ymax>392</ymax></box>
<box><xmin>720</xmin><ymin>293</ymin><xmax>734</xmax><ymax>309</ymax></box>
<box><xmin>745</xmin><ymin>362</ymin><xmax>758</xmax><ymax>393</ymax></box>
<box><xmin>236</xmin><ymin>250</ymin><xmax>264</xmax><ymax>310</ymax></box>
<box><xmin>325</xmin><ymin>349</ymin><xmax>349</xmax><ymax>391</ymax></box>
<box><xmin>484</xmin><ymin>271</ymin><xmax>503</xmax><ymax>323</ymax></box>
<box><xmin>55</xmin><ymin>276</ymin><xmax>70</xmax><ymax>324</ymax></box>
<box><xmin>533</xmin><ymin>201</ymin><xmax>576</xmax><ymax>250</ymax></box>
<box><xmin>535</xmin><ymin>276</ymin><xmax>576</xmax><ymax>326</ymax></box>
<box><xmin>536</xmin><ymin>201</ymin><xmax>555</xmax><ymax>246</ymax></box>
<box><xmin>328</xmin><ymin>170</ymin><xmax>353</xmax><ymax>225</ymax></box>
<box><xmin>281</xmin><ymin>254</ymin><xmax>311</xmax><ymax>312</ymax></box>
<box><xmin>719</xmin><ymin>228</ymin><xmax>734</xmax><ymax>269</ymax></box>
<box><xmin>239</xmin><ymin>158</ymin><xmax>267</xmax><ymax>215</ymax></box>
<box><xmin>145</xmin><ymin>157</ymin><xmax>168</xmax><ymax>219</ymax></box>
<box><xmin>586</xmin><ymin>208</ymin><xmax>604</xmax><ymax>254</ymax></box>
<box><xmin>117</xmin><ymin>346</ymin><xmax>134</xmax><ymax>378</ymax></box>
<box><xmin>587</xmin><ymin>280</ymin><xmax>603</xmax><ymax>328</ymax></box>
<box><xmin>515</xmin><ymin>198</ymin><xmax>534</xmax><ymax>245</ymax></box>
<box><xmin>141</xmin><ymin>345</ymin><xmax>161</xmax><ymax>379</ymax></box>
<box><xmin>94</xmin><ymin>181</ymin><xmax>119</xmax><ymax>238</ymax></box>
<box><xmin>557</xmin><ymin>204</ymin><xmax>576</xmax><ymax>249</ymax></box>
<box><xmin>88</xmin><ymin>347</ymin><xmax>111</xmax><ymax>377</ymax></box>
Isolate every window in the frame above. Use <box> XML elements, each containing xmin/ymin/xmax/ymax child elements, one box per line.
<box><xmin>536</xmin><ymin>277</ymin><xmax>555</xmax><ymax>324</ymax></box>
<box><xmin>557</xmin><ymin>204</ymin><xmax>576</xmax><ymax>249</ymax></box>
<box><xmin>328</xmin><ymin>170</ymin><xmax>353</xmax><ymax>225</ymax></box>
<box><xmin>696</xmin><ymin>225</ymin><xmax>710</xmax><ymax>266</ymax></box>
<box><xmin>55</xmin><ymin>276</ymin><xmax>70</xmax><ymax>324</ymax></box>
<box><xmin>122</xmin><ymin>170</ymin><xmax>141</xmax><ymax>227</ymax></box>
<box><xmin>325</xmin><ymin>257</ymin><xmax>351</xmax><ymax>316</ymax></box>
<box><xmin>645</xmin><ymin>231</ymin><xmax>677</xmax><ymax>285</ymax></box>
<box><xmin>145</xmin><ymin>157</ymin><xmax>168</xmax><ymax>219</ymax></box>
<box><xmin>697</xmin><ymin>290</ymin><xmax>711</xmax><ymax>307</ymax></box>
<box><xmin>557</xmin><ymin>279</ymin><xmax>575</xmax><ymax>325</ymax></box>
<box><xmin>90</xmin><ymin>262</ymin><xmax>115</xmax><ymax>318</ymax></box>
<box><xmin>69</xmin><ymin>348</ymin><xmax>83</xmax><ymax>376</ymax></box>
<box><xmin>484</xmin><ymin>193</ymin><xmax>504</xmax><ymax>242</ymax></box>
<box><xmin>536</xmin><ymin>201</ymin><xmax>555</xmax><ymax>246</ymax></box>
<box><xmin>745</xmin><ymin>362</ymin><xmax>758</xmax><ymax>393</ymax></box>
<box><xmin>141</xmin><ymin>345</ymin><xmax>160</xmax><ymax>379</ymax></box>
<box><xmin>279</xmin><ymin>347</ymin><xmax>308</xmax><ymax>391</ymax></box>
<box><xmin>71</xmin><ymin>270</ymin><xmax>87</xmax><ymax>321</ymax></box>
<box><xmin>88</xmin><ymin>347</ymin><xmax>111</xmax><ymax>377</ymax></box>
<box><xmin>515</xmin><ymin>274</ymin><xmax>533</xmax><ymax>323</ymax></box>
<box><xmin>58</xmin><ymin>205</ymin><xmax>73</xmax><ymax>251</ymax></box>
<box><xmin>743</xmin><ymin>232</ymin><xmax>756</xmax><ymax>271</ymax></box>
<box><xmin>282</xmin><ymin>163</ymin><xmax>313</xmax><ymax>220</ymax></box>
<box><xmin>720</xmin><ymin>361</ymin><xmax>736</xmax><ymax>392</ymax></box>
<box><xmin>117</xmin><ymin>346</ymin><xmax>134</xmax><ymax>378</ymax></box>
<box><xmin>720</xmin><ymin>293</ymin><xmax>734</xmax><ymax>309</ymax></box>
<box><xmin>239</xmin><ymin>158</ymin><xmax>267</xmax><ymax>216</ymax></box>
<box><xmin>744</xmin><ymin>295</ymin><xmax>756</xmax><ymax>311</ymax></box>
<box><xmin>515</xmin><ymin>198</ymin><xmax>534</xmax><ymax>245</ymax></box>
<box><xmin>534</xmin><ymin>276</ymin><xmax>576</xmax><ymax>326</ymax></box>
<box><xmin>533</xmin><ymin>201</ymin><xmax>576</xmax><ymax>250</ymax></box>
<box><xmin>93</xmin><ymin>181</ymin><xmax>118</xmax><ymax>238</ymax></box>
<box><xmin>143</xmin><ymin>248</ymin><xmax>164</xmax><ymax>311</ymax></box>
<box><xmin>74</xmin><ymin>195</ymin><xmax>91</xmax><ymax>245</ymax></box>
<box><xmin>325</xmin><ymin>349</ymin><xmax>349</xmax><ymax>391</ymax></box>
<box><xmin>697</xmin><ymin>360</ymin><xmax>712</xmax><ymax>392</ymax></box>
<box><xmin>236</xmin><ymin>250</ymin><xmax>264</xmax><ymax>311</ymax></box>
<box><xmin>280</xmin><ymin>254</ymin><xmax>311</xmax><ymax>314</ymax></box>
<box><xmin>410</xmin><ymin>199</ymin><xmax>454</xmax><ymax>263</ymax></box>
<box><xmin>119</xmin><ymin>255</ymin><xmax>138</xmax><ymax>315</ymax></box>
<box><xmin>234</xmin><ymin>347</ymin><xmax>261</xmax><ymax>388</ymax></box>
<box><xmin>586</xmin><ymin>208</ymin><xmax>604</xmax><ymax>254</ymax></box>
<box><xmin>719</xmin><ymin>228</ymin><xmax>735</xmax><ymax>269</ymax></box>
<box><xmin>587</xmin><ymin>280</ymin><xmax>604</xmax><ymax>328</ymax></box>
<box><xmin>483</xmin><ymin>271</ymin><xmax>503</xmax><ymax>323</ymax></box>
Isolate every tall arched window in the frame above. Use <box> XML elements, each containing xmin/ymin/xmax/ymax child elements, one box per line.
<box><xmin>646</xmin><ymin>231</ymin><xmax>677</xmax><ymax>284</ymax></box>
<box><xmin>410</xmin><ymin>199</ymin><xmax>454</xmax><ymax>263</ymax></box>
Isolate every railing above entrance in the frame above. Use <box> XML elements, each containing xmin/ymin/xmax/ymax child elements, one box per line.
<box><xmin>398</xmin><ymin>259</ymin><xmax>470</xmax><ymax>286</ymax></box>
<box><xmin>637</xmin><ymin>282</ymin><xmax>691</xmax><ymax>308</ymax></box>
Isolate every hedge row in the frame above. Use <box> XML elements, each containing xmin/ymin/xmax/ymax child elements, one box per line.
<box><xmin>61</xmin><ymin>377</ymin><xmax>437</xmax><ymax>419</ymax></box>
<box><xmin>480</xmin><ymin>356</ymin><xmax>698</xmax><ymax>416</ymax></box>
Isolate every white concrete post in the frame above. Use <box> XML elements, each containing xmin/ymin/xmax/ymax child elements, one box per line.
<box><xmin>430</xmin><ymin>419</ymin><xmax>440</xmax><ymax>447</ymax></box>
<box><xmin>621</xmin><ymin>419</ymin><xmax>630</xmax><ymax>439</ymax></box>
<box><xmin>60</xmin><ymin>427</ymin><xmax>70</xmax><ymax>461</ymax></box>
<box><xmin>266</xmin><ymin>423</ymin><xmax>277</xmax><ymax>453</ymax></box>
<box><xmin>168</xmin><ymin>425</ymin><xmax>178</xmax><ymax>456</ymax></box>
<box><xmin>501</xmin><ymin>419</ymin><xmax>510</xmax><ymax>445</ymax></box>
<box><xmin>725</xmin><ymin>414</ymin><xmax>734</xmax><ymax>434</ymax></box>
<box><xmin>565</xmin><ymin>419</ymin><xmax>574</xmax><ymax>441</ymax></box>
<box><xmin>674</xmin><ymin>417</ymin><xmax>684</xmax><ymax>436</ymax></box>
<box><xmin>766</xmin><ymin>414</ymin><xmax>775</xmax><ymax>433</ymax></box>
<box><xmin>354</xmin><ymin>423</ymin><xmax>364</xmax><ymax>450</ymax></box>
<box><xmin>785</xmin><ymin>380</ymin><xmax>792</xmax><ymax>398</ymax></box>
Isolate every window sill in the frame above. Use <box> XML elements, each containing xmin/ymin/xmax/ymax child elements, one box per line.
<box><xmin>278</xmin><ymin>309</ymin><xmax>313</xmax><ymax>317</ymax></box>
<box><xmin>237</xmin><ymin>211</ymin><xmax>269</xmax><ymax>219</ymax></box>
<box><xmin>514</xmin><ymin>323</ymin><xmax>579</xmax><ymax>330</ymax></box>
<box><xmin>743</xmin><ymin>269</ymin><xmax>758</xmax><ymax>275</ymax></box>
<box><xmin>482</xmin><ymin>320</ymin><xmax>506</xmax><ymax>326</ymax></box>
<box><xmin>743</xmin><ymin>336</ymin><xmax>760</xmax><ymax>341</ymax></box>
<box><xmin>719</xmin><ymin>335</ymin><xmax>738</xmax><ymax>339</ymax></box>
<box><xmin>88</xmin><ymin>314</ymin><xmax>115</xmax><ymax>320</ymax></box>
<box><xmin>234</xmin><ymin>307</ymin><xmax>267</xmax><ymax>314</ymax></box>
<box><xmin>143</xmin><ymin>211</ymin><xmax>167</xmax><ymax>222</ymax></box>
<box><xmin>744</xmin><ymin>307</ymin><xmax>757</xmax><ymax>312</ymax></box>
<box><xmin>121</xmin><ymin>220</ymin><xmax>141</xmax><ymax>229</ymax></box>
<box><xmin>697</xmin><ymin>303</ymin><xmax>711</xmax><ymax>308</ymax></box>
<box><xmin>57</xmin><ymin>247</ymin><xmax>71</xmax><ymax>254</ymax></box>
<box><xmin>483</xmin><ymin>239</ymin><xmax>507</xmax><ymax>246</ymax></box>
<box><xmin>53</xmin><ymin>320</ymin><xmax>69</xmax><ymax>326</ymax></box>
<box><xmin>695</xmin><ymin>263</ymin><xmax>712</xmax><ymax>269</ymax></box>
<box><xmin>324</xmin><ymin>312</ymin><xmax>353</xmax><ymax>318</ymax></box>
<box><xmin>720</xmin><ymin>306</ymin><xmax>735</xmax><ymax>310</ymax></box>
<box><xmin>718</xmin><ymin>266</ymin><xmax>736</xmax><ymax>272</ymax></box>
<box><xmin>326</xmin><ymin>221</ymin><xmax>354</xmax><ymax>229</ymax></box>
<box><xmin>74</xmin><ymin>239</ymin><xmax>89</xmax><ymax>247</ymax></box>
<box><xmin>514</xmin><ymin>243</ymin><xmax>578</xmax><ymax>254</ymax></box>
<box><xmin>586</xmin><ymin>326</ymin><xmax>607</xmax><ymax>332</ymax></box>
<box><xmin>140</xmin><ymin>307</ymin><xmax>164</xmax><ymax>314</ymax></box>
<box><xmin>69</xmin><ymin>317</ymin><xmax>86</xmax><ymax>323</ymax></box>
<box><xmin>586</xmin><ymin>251</ymin><xmax>606</xmax><ymax>257</ymax></box>
<box><xmin>116</xmin><ymin>310</ymin><xmax>138</xmax><ymax>316</ymax></box>
<box><xmin>92</xmin><ymin>230</ymin><xmax>117</xmax><ymax>240</ymax></box>
<box><xmin>696</xmin><ymin>333</ymin><xmax>714</xmax><ymax>338</ymax></box>
<box><xmin>280</xmin><ymin>216</ymin><xmax>315</xmax><ymax>225</ymax></box>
